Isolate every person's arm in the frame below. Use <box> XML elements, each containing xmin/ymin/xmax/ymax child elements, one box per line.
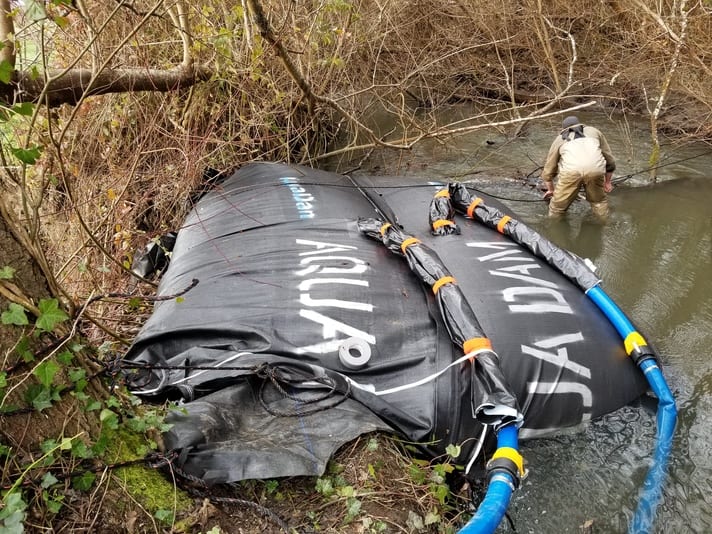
<box><xmin>541</xmin><ymin>138</ymin><xmax>560</xmax><ymax>198</ymax></box>
<box><xmin>598</xmin><ymin>130</ymin><xmax>615</xmax><ymax>193</ymax></box>
<box><xmin>598</xmin><ymin>131</ymin><xmax>616</xmax><ymax>173</ymax></box>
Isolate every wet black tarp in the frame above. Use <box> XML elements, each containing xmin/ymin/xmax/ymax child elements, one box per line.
<box><xmin>124</xmin><ymin>162</ymin><xmax>648</xmax><ymax>484</ymax></box>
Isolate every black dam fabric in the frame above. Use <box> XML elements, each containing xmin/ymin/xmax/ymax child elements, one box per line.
<box><xmin>124</xmin><ymin>162</ymin><xmax>647</xmax><ymax>484</ymax></box>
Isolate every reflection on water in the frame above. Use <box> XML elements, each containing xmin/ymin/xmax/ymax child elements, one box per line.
<box><xmin>501</xmin><ymin>176</ymin><xmax>712</xmax><ymax>533</ymax></box>
<box><xmin>324</xmin><ymin>110</ymin><xmax>712</xmax><ymax>533</ymax></box>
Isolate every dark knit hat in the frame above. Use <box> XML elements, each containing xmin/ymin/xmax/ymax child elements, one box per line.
<box><xmin>562</xmin><ymin>115</ymin><xmax>580</xmax><ymax>129</ymax></box>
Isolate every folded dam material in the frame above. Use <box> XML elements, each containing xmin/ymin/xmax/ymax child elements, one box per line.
<box><xmin>124</xmin><ymin>162</ymin><xmax>648</xmax><ymax>485</ymax></box>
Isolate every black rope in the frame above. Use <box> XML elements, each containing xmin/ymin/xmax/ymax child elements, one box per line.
<box><xmin>165</xmin><ymin>453</ymin><xmax>296</xmax><ymax>533</ymax></box>
<box><xmin>196</xmin><ymin>493</ymin><xmax>295</xmax><ymax>533</ymax></box>
<box><xmin>613</xmin><ymin>148</ymin><xmax>712</xmax><ymax>183</ymax></box>
<box><xmin>86</xmin><ymin>278</ymin><xmax>199</xmax><ymax>307</ymax></box>
<box><xmin>256</xmin><ymin>364</ymin><xmax>352</xmax><ymax>417</ymax></box>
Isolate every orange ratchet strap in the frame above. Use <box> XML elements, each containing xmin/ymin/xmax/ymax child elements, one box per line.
<box><xmin>496</xmin><ymin>215</ymin><xmax>511</xmax><ymax>234</ymax></box>
<box><xmin>463</xmin><ymin>337</ymin><xmax>492</xmax><ymax>358</ymax></box>
<box><xmin>432</xmin><ymin>275</ymin><xmax>456</xmax><ymax>294</ymax></box>
<box><xmin>467</xmin><ymin>198</ymin><xmax>483</xmax><ymax>219</ymax></box>
<box><xmin>400</xmin><ymin>237</ymin><xmax>421</xmax><ymax>254</ymax></box>
<box><xmin>432</xmin><ymin>219</ymin><xmax>455</xmax><ymax>230</ymax></box>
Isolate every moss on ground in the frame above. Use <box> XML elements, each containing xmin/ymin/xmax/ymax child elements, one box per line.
<box><xmin>103</xmin><ymin>427</ymin><xmax>193</xmax><ymax>517</ymax></box>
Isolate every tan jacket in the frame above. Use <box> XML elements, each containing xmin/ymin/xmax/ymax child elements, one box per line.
<box><xmin>541</xmin><ymin>125</ymin><xmax>616</xmax><ymax>183</ymax></box>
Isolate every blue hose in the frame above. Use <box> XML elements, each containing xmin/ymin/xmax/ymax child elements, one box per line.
<box><xmin>586</xmin><ymin>286</ymin><xmax>677</xmax><ymax>534</ymax></box>
<box><xmin>459</xmin><ymin>425</ymin><xmax>520</xmax><ymax>534</ymax></box>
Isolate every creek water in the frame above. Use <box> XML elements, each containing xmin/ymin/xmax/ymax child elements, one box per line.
<box><xmin>324</xmin><ymin>109</ymin><xmax>712</xmax><ymax>533</ymax></box>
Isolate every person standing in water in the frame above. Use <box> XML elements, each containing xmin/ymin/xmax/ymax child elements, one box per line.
<box><xmin>541</xmin><ymin>115</ymin><xmax>616</xmax><ymax>219</ymax></box>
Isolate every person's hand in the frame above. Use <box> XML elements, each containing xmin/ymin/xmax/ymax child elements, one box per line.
<box><xmin>543</xmin><ymin>190</ymin><xmax>553</xmax><ymax>201</ymax></box>
<box><xmin>604</xmin><ymin>171</ymin><xmax>614</xmax><ymax>193</ymax></box>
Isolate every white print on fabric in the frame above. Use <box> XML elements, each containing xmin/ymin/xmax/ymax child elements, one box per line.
<box><xmin>466</xmin><ymin>241</ymin><xmax>593</xmax><ymax>434</ymax></box>
<box><xmin>280</xmin><ymin>176</ymin><xmax>316</xmax><ymax>219</ymax></box>
<box><xmin>466</xmin><ymin>241</ymin><xmax>573</xmax><ymax>314</ymax></box>
<box><xmin>293</xmin><ymin>239</ymin><xmax>375</xmax><ymax>355</ymax></box>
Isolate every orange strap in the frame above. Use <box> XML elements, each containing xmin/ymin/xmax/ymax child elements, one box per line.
<box><xmin>496</xmin><ymin>215</ymin><xmax>511</xmax><ymax>234</ymax></box>
<box><xmin>400</xmin><ymin>237</ymin><xmax>420</xmax><ymax>254</ymax></box>
<box><xmin>434</xmin><ymin>190</ymin><xmax>450</xmax><ymax>199</ymax></box>
<box><xmin>432</xmin><ymin>219</ymin><xmax>455</xmax><ymax>230</ymax></box>
<box><xmin>467</xmin><ymin>198</ymin><xmax>482</xmax><ymax>219</ymax></box>
<box><xmin>432</xmin><ymin>276</ymin><xmax>456</xmax><ymax>294</ymax></box>
<box><xmin>379</xmin><ymin>222</ymin><xmax>392</xmax><ymax>235</ymax></box>
<box><xmin>463</xmin><ymin>337</ymin><xmax>492</xmax><ymax>355</ymax></box>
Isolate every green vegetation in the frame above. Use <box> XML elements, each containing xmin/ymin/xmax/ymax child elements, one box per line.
<box><xmin>0</xmin><ymin>0</ymin><xmax>710</xmax><ymax>531</ymax></box>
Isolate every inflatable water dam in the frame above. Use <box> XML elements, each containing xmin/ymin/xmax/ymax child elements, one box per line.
<box><xmin>124</xmin><ymin>162</ymin><xmax>676</xmax><ymax>533</ymax></box>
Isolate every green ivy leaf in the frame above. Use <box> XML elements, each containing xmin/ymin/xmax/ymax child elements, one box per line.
<box><xmin>16</xmin><ymin>336</ymin><xmax>33</xmax><ymax>362</ymax></box>
<box><xmin>40</xmin><ymin>439</ymin><xmax>58</xmax><ymax>454</ymax></box>
<box><xmin>0</xmin><ymin>491</ymin><xmax>27</xmax><ymax>533</ymax></box>
<box><xmin>2</xmin><ymin>303</ymin><xmax>29</xmax><ymax>326</ymax></box>
<box><xmin>71</xmin><ymin>440</ymin><xmax>93</xmax><ymax>459</ymax></box>
<box><xmin>154</xmin><ymin>509</ymin><xmax>174</xmax><ymax>524</ymax></box>
<box><xmin>445</xmin><ymin>443</ymin><xmax>461</xmax><ymax>458</ymax></box>
<box><xmin>25</xmin><ymin>384</ymin><xmax>53</xmax><ymax>411</ymax></box>
<box><xmin>44</xmin><ymin>492</ymin><xmax>63</xmax><ymax>514</ymax></box>
<box><xmin>338</xmin><ymin>485</ymin><xmax>355</xmax><ymax>498</ymax></box>
<box><xmin>344</xmin><ymin>497</ymin><xmax>361</xmax><ymax>520</ymax></box>
<box><xmin>0</xmin><ymin>59</ymin><xmax>14</xmax><ymax>85</ymax></box>
<box><xmin>99</xmin><ymin>408</ymin><xmax>119</xmax><ymax>430</ymax></box>
<box><xmin>0</xmin><ymin>266</ymin><xmax>15</xmax><ymax>279</ymax></box>
<box><xmin>430</xmin><ymin>483</ymin><xmax>449</xmax><ymax>505</ymax></box>
<box><xmin>33</xmin><ymin>360</ymin><xmax>60</xmax><ymax>388</ymax></box>
<box><xmin>265</xmin><ymin>480</ymin><xmax>279</xmax><ymax>494</ymax></box>
<box><xmin>72</xmin><ymin>471</ymin><xmax>95</xmax><ymax>492</ymax></box>
<box><xmin>85</xmin><ymin>399</ymin><xmax>102</xmax><ymax>411</ymax></box>
<box><xmin>56</xmin><ymin>350</ymin><xmax>74</xmax><ymax>365</ymax></box>
<box><xmin>36</xmin><ymin>299</ymin><xmax>69</xmax><ymax>332</ymax></box>
<box><xmin>41</xmin><ymin>472</ymin><xmax>59</xmax><ymax>489</ymax></box>
<box><xmin>10</xmin><ymin>146</ymin><xmax>42</xmax><ymax>165</ymax></box>
<box><xmin>10</xmin><ymin>103</ymin><xmax>34</xmax><ymax>117</ymax></box>
<box><xmin>315</xmin><ymin>477</ymin><xmax>334</xmax><ymax>497</ymax></box>
<box><xmin>68</xmin><ymin>368</ymin><xmax>86</xmax><ymax>383</ymax></box>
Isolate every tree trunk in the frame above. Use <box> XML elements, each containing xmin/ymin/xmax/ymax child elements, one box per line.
<box><xmin>0</xmin><ymin>216</ymin><xmax>101</xmax><ymax>451</ymax></box>
<box><xmin>1</xmin><ymin>66</ymin><xmax>213</xmax><ymax>108</ymax></box>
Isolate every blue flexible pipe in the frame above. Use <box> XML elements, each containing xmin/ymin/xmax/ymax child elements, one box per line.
<box><xmin>586</xmin><ymin>286</ymin><xmax>677</xmax><ymax>534</ymax></box>
<box><xmin>459</xmin><ymin>425</ymin><xmax>519</xmax><ymax>534</ymax></box>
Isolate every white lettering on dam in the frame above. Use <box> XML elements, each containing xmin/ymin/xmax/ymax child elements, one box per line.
<box><xmin>293</xmin><ymin>238</ymin><xmax>375</xmax><ymax>355</ymax></box>
<box><xmin>466</xmin><ymin>240</ymin><xmax>592</xmax><ymax>436</ymax></box>
<box><xmin>466</xmin><ymin>241</ymin><xmax>573</xmax><ymax>314</ymax></box>
<box><xmin>519</xmin><ymin>333</ymin><xmax>593</xmax><ymax>438</ymax></box>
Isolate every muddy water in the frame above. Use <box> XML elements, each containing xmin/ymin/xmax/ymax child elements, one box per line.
<box><xmin>324</xmin><ymin>109</ymin><xmax>712</xmax><ymax>533</ymax></box>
